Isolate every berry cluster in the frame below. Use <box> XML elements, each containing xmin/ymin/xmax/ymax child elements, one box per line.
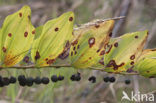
<box><xmin>51</xmin><ymin>75</ymin><xmax>64</xmax><ymax>82</ymax></box>
<box><xmin>125</xmin><ymin>79</ymin><xmax>131</xmax><ymax>85</ymax></box>
<box><xmin>18</xmin><ymin>75</ymin><xmax>49</xmax><ymax>87</ymax></box>
<box><xmin>70</xmin><ymin>72</ymin><xmax>81</xmax><ymax>81</ymax></box>
<box><xmin>103</xmin><ymin>77</ymin><xmax>116</xmax><ymax>83</ymax></box>
<box><xmin>0</xmin><ymin>76</ymin><xmax>16</xmax><ymax>87</ymax></box>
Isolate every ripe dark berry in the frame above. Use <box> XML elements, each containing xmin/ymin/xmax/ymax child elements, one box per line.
<box><xmin>75</xmin><ymin>73</ymin><xmax>81</xmax><ymax>81</ymax></box>
<box><xmin>26</xmin><ymin>77</ymin><xmax>34</xmax><ymax>87</ymax></box>
<box><xmin>88</xmin><ymin>76</ymin><xmax>96</xmax><ymax>83</ymax></box>
<box><xmin>34</xmin><ymin>76</ymin><xmax>41</xmax><ymax>84</ymax></box>
<box><xmin>70</xmin><ymin>74</ymin><xmax>75</xmax><ymax>81</ymax></box>
<box><xmin>19</xmin><ymin>81</ymin><xmax>26</xmax><ymax>86</ymax></box>
<box><xmin>18</xmin><ymin>75</ymin><xmax>26</xmax><ymax>82</ymax></box>
<box><xmin>51</xmin><ymin>75</ymin><xmax>58</xmax><ymax>82</ymax></box>
<box><xmin>125</xmin><ymin>79</ymin><xmax>131</xmax><ymax>85</ymax></box>
<box><xmin>41</xmin><ymin>77</ymin><xmax>49</xmax><ymax>84</ymax></box>
<box><xmin>58</xmin><ymin>75</ymin><xmax>64</xmax><ymax>81</ymax></box>
<box><xmin>9</xmin><ymin>76</ymin><xmax>16</xmax><ymax>84</ymax></box>
<box><xmin>0</xmin><ymin>76</ymin><xmax>4</xmax><ymax>87</ymax></box>
<box><xmin>109</xmin><ymin>77</ymin><xmax>115</xmax><ymax>83</ymax></box>
<box><xmin>2</xmin><ymin>77</ymin><xmax>10</xmax><ymax>86</ymax></box>
<box><xmin>103</xmin><ymin>77</ymin><xmax>109</xmax><ymax>82</ymax></box>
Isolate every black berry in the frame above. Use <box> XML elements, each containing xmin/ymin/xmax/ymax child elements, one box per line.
<box><xmin>19</xmin><ymin>81</ymin><xmax>26</xmax><ymax>86</ymax></box>
<box><xmin>125</xmin><ymin>79</ymin><xmax>131</xmax><ymax>85</ymax></box>
<box><xmin>70</xmin><ymin>74</ymin><xmax>75</xmax><ymax>81</ymax></box>
<box><xmin>2</xmin><ymin>77</ymin><xmax>10</xmax><ymax>86</ymax></box>
<box><xmin>51</xmin><ymin>75</ymin><xmax>58</xmax><ymax>82</ymax></box>
<box><xmin>26</xmin><ymin>77</ymin><xmax>34</xmax><ymax>86</ymax></box>
<box><xmin>34</xmin><ymin>76</ymin><xmax>41</xmax><ymax>84</ymax></box>
<box><xmin>42</xmin><ymin>77</ymin><xmax>49</xmax><ymax>84</ymax></box>
<box><xmin>9</xmin><ymin>76</ymin><xmax>16</xmax><ymax>84</ymax></box>
<box><xmin>18</xmin><ymin>75</ymin><xmax>26</xmax><ymax>82</ymax></box>
<box><xmin>109</xmin><ymin>77</ymin><xmax>115</xmax><ymax>83</ymax></box>
<box><xmin>88</xmin><ymin>76</ymin><xmax>96</xmax><ymax>83</ymax></box>
<box><xmin>58</xmin><ymin>75</ymin><xmax>64</xmax><ymax>81</ymax></box>
<box><xmin>103</xmin><ymin>77</ymin><xmax>109</xmax><ymax>82</ymax></box>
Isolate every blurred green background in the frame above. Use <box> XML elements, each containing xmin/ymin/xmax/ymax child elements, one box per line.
<box><xmin>0</xmin><ymin>0</ymin><xmax>156</xmax><ymax>103</ymax></box>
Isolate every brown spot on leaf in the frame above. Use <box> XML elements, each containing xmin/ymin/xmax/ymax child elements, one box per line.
<box><xmin>35</xmin><ymin>51</ymin><xmax>40</xmax><ymax>60</ymax></box>
<box><xmin>135</xmin><ymin>35</ymin><xmax>138</xmax><ymax>39</ymax></box>
<box><xmin>19</xmin><ymin>12</ymin><xmax>22</xmax><ymax>17</ymax></box>
<box><xmin>71</xmin><ymin>40</ymin><xmax>78</xmax><ymax>46</ymax></box>
<box><xmin>106</xmin><ymin>45</ymin><xmax>112</xmax><ymax>54</ymax></box>
<box><xmin>2</xmin><ymin>47</ymin><xmax>6</xmax><ymax>53</ymax></box>
<box><xmin>47</xmin><ymin>59</ymin><xmax>55</xmax><ymax>65</ymax></box>
<box><xmin>114</xmin><ymin>42</ymin><xmax>118</xmax><ymax>47</ymax></box>
<box><xmin>73</xmin><ymin>47</ymin><xmax>76</xmax><ymax>51</ymax></box>
<box><xmin>69</xmin><ymin>17</ymin><xmax>73</xmax><ymax>21</ymax></box>
<box><xmin>146</xmin><ymin>71</ymin><xmax>150</xmax><ymax>73</ymax></box>
<box><xmin>89</xmin><ymin>57</ymin><xmax>92</xmax><ymax>59</ymax></box>
<box><xmin>32</xmin><ymin>30</ymin><xmax>36</xmax><ymax>34</ymax></box>
<box><xmin>96</xmin><ymin>49</ymin><xmax>100</xmax><ymax>53</ymax></box>
<box><xmin>74</xmin><ymin>51</ymin><xmax>77</xmax><ymax>55</ymax></box>
<box><xmin>71</xmin><ymin>51</ymin><xmax>73</xmax><ymax>56</ymax></box>
<box><xmin>24</xmin><ymin>32</ymin><xmax>28</xmax><ymax>37</ymax></box>
<box><xmin>107</xmin><ymin>60</ymin><xmax>124</xmax><ymax>70</ymax></box>
<box><xmin>109</xmin><ymin>32</ymin><xmax>112</xmax><ymax>37</ymax></box>
<box><xmin>130</xmin><ymin>55</ymin><xmax>135</xmax><ymax>60</ymax></box>
<box><xmin>55</xmin><ymin>27</ymin><xmax>59</xmax><ymax>31</ymax></box>
<box><xmin>28</xmin><ymin>15</ymin><xmax>30</xmax><ymax>19</ymax></box>
<box><xmin>88</xmin><ymin>37</ymin><xmax>95</xmax><ymax>48</ymax></box>
<box><xmin>8</xmin><ymin>33</ymin><xmax>12</xmax><ymax>37</ymax></box>
<box><xmin>45</xmin><ymin>58</ymin><xmax>48</xmax><ymax>61</ymax></box>
<box><xmin>100</xmin><ymin>50</ymin><xmax>105</xmax><ymax>56</ymax></box>
<box><xmin>95</xmin><ymin>24</ymin><xmax>100</xmax><ymax>28</ymax></box>
<box><xmin>130</xmin><ymin>61</ymin><xmax>134</xmax><ymax>65</ymax></box>
<box><xmin>77</xmin><ymin>45</ymin><xmax>80</xmax><ymax>49</ymax></box>
<box><xmin>99</xmin><ymin>58</ymin><xmax>104</xmax><ymax>65</ymax></box>
<box><xmin>23</xmin><ymin>56</ymin><xmax>29</xmax><ymax>63</ymax></box>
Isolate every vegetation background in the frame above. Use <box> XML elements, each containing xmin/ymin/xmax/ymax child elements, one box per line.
<box><xmin>0</xmin><ymin>0</ymin><xmax>156</xmax><ymax>103</ymax></box>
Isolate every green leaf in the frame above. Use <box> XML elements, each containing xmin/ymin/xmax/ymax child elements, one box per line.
<box><xmin>31</xmin><ymin>12</ymin><xmax>74</xmax><ymax>66</ymax></box>
<box><xmin>0</xmin><ymin>5</ymin><xmax>35</xmax><ymax>67</ymax></box>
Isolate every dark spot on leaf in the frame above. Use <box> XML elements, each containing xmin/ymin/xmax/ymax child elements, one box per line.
<box><xmin>130</xmin><ymin>55</ymin><xmax>135</xmax><ymax>60</ymax></box>
<box><xmin>106</xmin><ymin>45</ymin><xmax>112</xmax><ymax>54</ymax></box>
<box><xmin>45</xmin><ymin>58</ymin><xmax>48</xmax><ymax>61</ymax></box>
<box><xmin>69</xmin><ymin>17</ymin><xmax>73</xmax><ymax>21</ymax></box>
<box><xmin>107</xmin><ymin>60</ymin><xmax>124</xmax><ymax>70</ymax></box>
<box><xmin>96</xmin><ymin>49</ymin><xmax>100</xmax><ymax>53</ymax></box>
<box><xmin>95</xmin><ymin>24</ymin><xmax>100</xmax><ymax>28</ymax></box>
<box><xmin>126</xmin><ymin>68</ymin><xmax>134</xmax><ymax>73</ymax></box>
<box><xmin>114</xmin><ymin>42</ymin><xmax>118</xmax><ymax>47</ymax></box>
<box><xmin>54</xmin><ymin>27</ymin><xmax>59</xmax><ymax>31</ymax></box>
<box><xmin>130</xmin><ymin>61</ymin><xmax>134</xmax><ymax>65</ymax></box>
<box><xmin>89</xmin><ymin>57</ymin><xmax>92</xmax><ymax>59</ymax></box>
<box><xmin>109</xmin><ymin>32</ymin><xmax>112</xmax><ymax>37</ymax></box>
<box><xmin>8</xmin><ymin>33</ymin><xmax>12</xmax><ymax>37</ymax></box>
<box><xmin>100</xmin><ymin>50</ymin><xmax>105</xmax><ymax>56</ymax></box>
<box><xmin>73</xmin><ymin>47</ymin><xmax>76</xmax><ymax>51</ymax></box>
<box><xmin>24</xmin><ymin>32</ymin><xmax>28</xmax><ymax>37</ymax></box>
<box><xmin>28</xmin><ymin>15</ymin><xmax>30</xmax><ymax>19</ymax></box>
<box><xmin>88</xmin><ymin>37</ymin><xmax>95</xmax><ymax>48</ymax></box>
<box><xmin>2</xmin><ymin>47</ymin><xmax>6</xmax><ymax>53</ymax></box>
<box><xmin>74</xmin><ymin>51</ymin><xmax>77</xmax><ymax>55</ymax></box>
<box><xmin>146</xmin><ymin>71</ymin><xmax>150</xmax><ymax>73</ymax></box>
<box><xmin>19</xmin><ymin>12</ymin><xmax>22</xmax><ymax>17</ymax></box>
<box><xmin>71</xmin><ymin>51</ymin><xmax>73</xmax><ymax>56</ymax></box>
<box><xmin>99</xmin><ymin>58</ymin><xmax>104</xmax><ymax>65</ymax></box>
<box><xmin>32</xmin><ymin>30</ymin><xmax>35</xmax><ymax>34</ymax></box>
<box><xmin>135</xmin><ymin>35</ymin><xmax>138</xmax><ymax>39</ymax></box>
<box><xmin>47</xmin><ymin>59</ymin><xmax>55</xmax><ymax>65</ymax></box>
<box><xmin>23</xmin><ymin>56</ymin><xmax>29</xmax><ymax>63</ymax></box>
<box><xmin>71</xmin><ymin>40</ymin><xmax>78</xmax><ymax>46</ymax></box>
<box><xmin>77</xmin><ymin>45</ymin><xmax>80</xmax><ymax>49</ymax></box>
<box><xmin>35</xmin><ymin>51</ymin><xmax>40</xmax><ymax>60</ymax></box>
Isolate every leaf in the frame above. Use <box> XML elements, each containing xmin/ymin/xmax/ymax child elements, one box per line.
<box><xmin>0</xmin><ymin>5</ymin><xmax>35</xmax><ymax>67</ymax></box>
<box><xmin>31</xmin><ymin>12</ymin><xmax>74</xmax><ymax>66</ymax></box>
<box><xmin>133</xmin><ymin>49</ymin><xmax>156</xmax><ymax>78</ymax></box>
<box><xmin>103</xmin><ymin>30</ymin><xmax>148</xmax><ymax>73</ymax></box>
<box><xmin>70</xmin><ymin>20</ymin><xmax>114</xmax><ymax>69</ymax></box>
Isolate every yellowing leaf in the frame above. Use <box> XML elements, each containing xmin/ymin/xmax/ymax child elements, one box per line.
<box><xmin>70</xmin><ymin>20</ymin><xmax>114</xmax><ymax>69</ymax></box>
<box><xmin>0</xmin><ymin>5</ymin><xmax>35</xmax><ymax>67</ymax></box>
<box><xmin>133</xmin><ymin>49</ymin><xmax>156</xmax><ymax>77</ymax></box>
<box><xmin>31</xmin><ymin>12</ymin><xmax>74</xmax><ymax>66</ymax></box>
<box><xmin>103</xmin><ymin>30</ymin><xmax>148</xmax><ymax>73</ymax></box>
